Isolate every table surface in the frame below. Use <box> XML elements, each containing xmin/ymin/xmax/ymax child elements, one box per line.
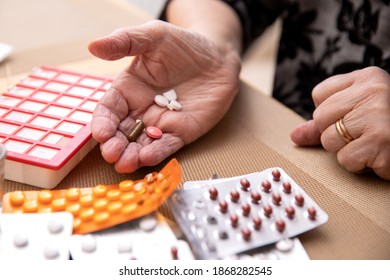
<box><xmin>1</xmin><ymin>0</ymin><xmax>389</xmax><ymax>260</ymax></box>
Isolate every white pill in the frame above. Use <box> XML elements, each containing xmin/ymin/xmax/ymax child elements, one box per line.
<box><xmin>13</xmin><ymin>234</ymin><xmax>28</xmax><ymax>248</ymax></box>
<box><xmin>253</xmin><ymin>253</ymin><xmax>268</xmax><ymax>260</ymax></box>
<box><xmin>138</xmin><ymin>215</ymin><xmax>158</xmax><ymax>232</ymax></box>
<box><xmin>167</xmin><ymin>100</ymin><xmax>183</xmax><ymax>111</ymax></box>
<box><xmin>275</xmin><ymin>238</ymin><xmax>294</xmax><ymax>252</ymax></box>
<box><xmin>117</xmin><ymin>239</ymin><xmax>133</xmax><ymax>253</ymax></box>
<box><xmin>163</xmin><ymin>90</ymin><xmax>177</xmax><ymax>101</ymax></box>
<box><xmin>154</xmin><ymin>95</ymin><xmax>169</xmax><ymax>107</ymax></box>
<box><xmin>239</xmin><ymin>254</ymin><xmax>254</xmax><ymax>260</ymax></box>
<box><xmin>47</xmin><ymin>220</ymin><xmax>64</xmax><ymax>234</ymax></box>
<box><xmin>223</xmin><ymin>255</ymin><xmax>239</xmax><ymax>260</ymax></box>
<box><xmin>43</xmin><ymin>246</ymin><xmax>60</xmax><ymax>259</ymax></box>
<box><xmin>81</xmin><ymin>235</ymin><xmax>97</xmax><ymax>253</ymax></box>
<box><xmin>264</xmin><ymin>252</ymin><xmax>279</xmax><ymax>260</ymax></box>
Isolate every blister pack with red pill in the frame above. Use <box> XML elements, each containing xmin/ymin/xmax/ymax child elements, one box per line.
<box><xmin>168</xmin><ymin>167</ymin><xmax>328</xmax><ymax>259</ymax></box>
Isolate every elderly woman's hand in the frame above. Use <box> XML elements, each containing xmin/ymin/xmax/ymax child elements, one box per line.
<box><xmin>291</xmin><ymin>66</ymin><xmax>390</xmax><ymax>180</ymax></box>
<box><xmin>88</xmin><ymin>20</ymin><xmax>241</xmax><ymax>173</ymax></box>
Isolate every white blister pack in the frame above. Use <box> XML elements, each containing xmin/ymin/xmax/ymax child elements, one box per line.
<box><xmin>69</xmin><ymin>212</ymin><xmax>194</xmax><ymax>260</ymax></box>
<box><xmin>0</xmin><ymin>212</ymin><xmax>73</xmax><ymax>260</ymax></box>
<box><xmin>169</xmin><ymin>167</ymin><xmax>328</xmax><ymax>259</ymax></box>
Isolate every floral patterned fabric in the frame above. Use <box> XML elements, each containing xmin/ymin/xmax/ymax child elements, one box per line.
<box><xmin>223</xmin><ymin>0</ymin><xmax>390</xmax><ymax>119</ymax></box>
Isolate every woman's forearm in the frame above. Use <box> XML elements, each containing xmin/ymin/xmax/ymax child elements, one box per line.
<box><xmin>166</xmin><ymin>0</ymin><xmax>243</xmax><ymax>55</ymax></box>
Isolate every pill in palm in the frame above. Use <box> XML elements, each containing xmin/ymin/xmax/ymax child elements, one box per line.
<box><xmin>167</xmin><ymin>100</ymin><xmax>183</xmax><ymax>111</ymax></box>
<box><xmin>154</xmin><ymin>90</ymin><xmax>182</xmax><ymax>111</ymax></box>
<box><xmin>163</xmin><ymin>90</ymin><xmax>177</xmax><ymax>101</ymax></box>
<box><xmin>154</xmin><ymin>95</ymin><xmax>169</xmax><ymax>107</ymax></box>
<box><xmin>146</xmin><ymin>126</ymin><xmax>163</xmax><ymax>139</ymax></box>
<box><xmin>127</xmin><ymin>120</ymin><xmax>145</xmax><ymax>142</ymax></box>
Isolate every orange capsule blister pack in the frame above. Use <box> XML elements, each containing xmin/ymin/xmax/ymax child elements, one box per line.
<box><xmin>2</xmin><ymin>158</ymin><xmax>181</xmax><ymax>234</ymax></box>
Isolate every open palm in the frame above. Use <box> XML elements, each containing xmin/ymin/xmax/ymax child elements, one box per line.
<box><xmin>89</xmin><ymin>20</ymin><xmax>241</xmax><ymax>173</ymax></box>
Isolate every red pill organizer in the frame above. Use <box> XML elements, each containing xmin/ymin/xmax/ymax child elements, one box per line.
<box><xmin>0</xmin><ymin>66</ymin><xmax>113</xmax><ymax>188</ymax></box>
<box><xmin>2</xmin><ymin>158</ymin><xmax>182</xmax><ymax>234</ymax></box>
<box><xmin>168</xmin><ymin>167</ymin><xmax>329</xmax><ymax>259</ymax></box>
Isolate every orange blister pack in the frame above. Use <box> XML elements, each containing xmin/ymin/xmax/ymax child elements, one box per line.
<box><xmin>2</xmin><ymin>158</ymin><xmax>181</xmax><ymax>234</ymax></box>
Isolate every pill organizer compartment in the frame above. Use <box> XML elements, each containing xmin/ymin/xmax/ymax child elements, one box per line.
<box><xmin>0</xmin><ymin>66</ymin><xmax>113</xmax><ymax>188</ymax></box>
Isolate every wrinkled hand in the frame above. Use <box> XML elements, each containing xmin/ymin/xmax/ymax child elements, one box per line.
<box><xmin>291</xmin><ymin>66</ymin><xmax>390</xmax><ymax>180</ymax></box>
<box><xmin>88</xmin><ymin>20</ymin><xmax>241</xmax><ymax>173</ymax></box>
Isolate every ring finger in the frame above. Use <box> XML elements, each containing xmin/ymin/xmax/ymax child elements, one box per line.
<box><xmin>320</xmin><ymin>114</ymin><xmax>360</xmax><ymax>153</ymax></box>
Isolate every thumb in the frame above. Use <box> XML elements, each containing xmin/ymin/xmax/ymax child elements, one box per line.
<box><xmin>290</xmin><ymin>119</ymin><xmax>322</xmax><ymax>146</ymax></box>
<box><xmin>88</xmin><ymin>21</ymin><xmax>163</xmax><ymax>61</ymax></box>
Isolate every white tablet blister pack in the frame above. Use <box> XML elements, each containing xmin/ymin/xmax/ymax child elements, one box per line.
<box><xmin>0</xmin><ymin>212</ymin><xmax>73</xmax><ymax>260</ymax></box>
<box><xmin>69</xmin><ymin>212</ymin><xmax>194</xmax><ymax>260</ymax></box>
<box><xmin>169</xmin><ymin>167</ymin><xmax>328</xmax><ymax>259</ymax></box>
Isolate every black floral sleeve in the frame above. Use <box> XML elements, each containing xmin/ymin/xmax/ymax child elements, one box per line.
<box><xmin>219</xmin><ymin>0</ymin><xmax>290</xmax><ymax>50</ymax></box>
<box><xmin>160</xmin><ymin>0</ymin><xmax>390</xmax><ymax>119</ymax></box>
<box><xmin>159</xmin><ymin>0</ymin><xmax>289</xmax><ymax>51</ymax></box>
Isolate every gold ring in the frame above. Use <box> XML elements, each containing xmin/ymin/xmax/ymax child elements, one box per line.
<box><xmin>335</xmin><ymin>118</ymin><xmax>354</xmax><ymax>143</ymax></box>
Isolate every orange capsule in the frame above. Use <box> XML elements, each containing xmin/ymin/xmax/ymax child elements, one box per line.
<box><xmin>73</xmin><ymin>218</ymin><xmax>82</xmax><ymax>231</ymax></box>
<box><xmin>80</xmin><ymin>194</ymin><xmax>94</xmax><ymax>207</ymax></box>
<box><xmin>94</xmin><ymin>212</ymin><xmax>109</xmax><ymax>224</ymax></box>
<box><xmin>80</xmin><ymin>208</ymin><xmax>95</xmax><ymax>222</ymax></box>
<box><xmin>119</xmin><ymin>180</ymin><xmax>134</xmax><ymax>192</ymax></box>
<box><xmin>10</xmin><ymin>191</ymin><xmax>25</xmax><ymax>206</ymax></box>
<box><xmin>122</xmin><ymin>203</ymin><xmax>137</xmax><ymax>215</ymax></box>
<box><xmin>66</xmin><ymin>203</ymin><xmax>81</xmax><ymax>216</ymax></box>
<box><xmin>38</xmin><ymin>190</ymin><xmax>53</xmax><ymax>204</ymax></box>
<box><xmin>121</xmin><ymin>192</ymin><xmax>136</xmax><ymax>204</ymax></box>
<box><xmin>93</xmin><ymin>185</ymin><xmax>108</xmax><ymax>198</ymax></box>
<box><xmin>52</xmin><ymin>198</ymin><xmax>66</xmax><ymax>211</ymax></box>
<box><xmin>106</xmin><ymin>190</ymin><xmax>121</xmax><ymax>201</ymax></box>
<box><xmin>107</xmin><ymin>201</ymin><xmax>123</xmax><ymax>214</ymax></box>
<box><xmin>65</xmin><ymin>188</ymin><xmax>81</xmax><ymax>201</ymax></box>
<box><xmin>23</xmin><ymin>200</ymin><xmax>38</xmax><ymax>213</ymax></box>
<box><xmin>93</xmin><ymin>199</ymin><xmax>108</xmax><ymax>211</ymax></box>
